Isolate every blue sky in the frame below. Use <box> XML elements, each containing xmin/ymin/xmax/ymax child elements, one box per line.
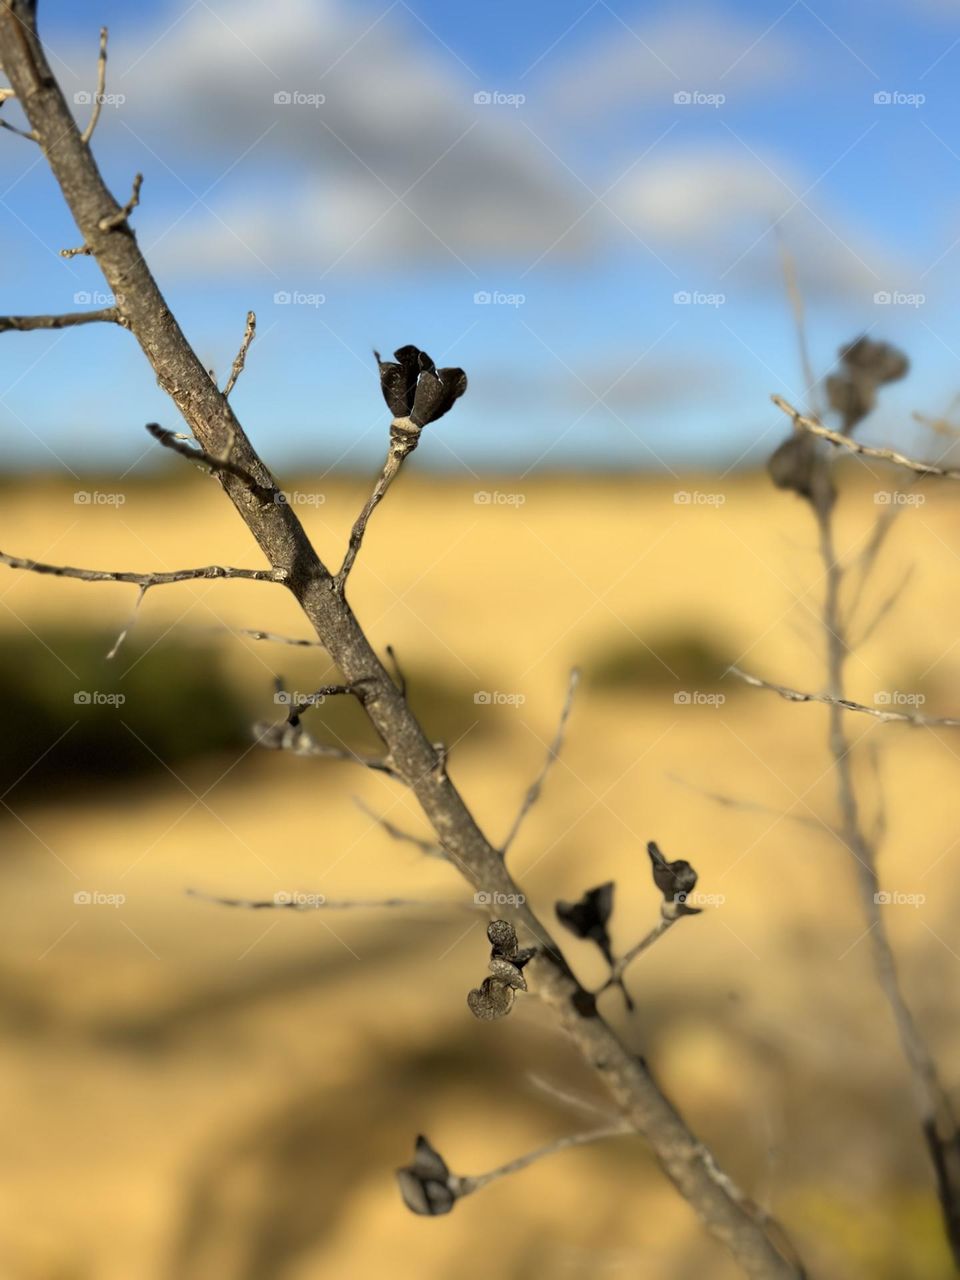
<box><xmin>2</xmin><ymin>0</ymin><xmax>959</xmax><ymax>473</ymax></box>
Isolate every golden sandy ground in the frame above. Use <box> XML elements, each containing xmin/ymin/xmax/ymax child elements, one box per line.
<box><xmin>0</xmin><ymin>468</ymin><xmax>957</xmax><ymax>1279</ymax></box>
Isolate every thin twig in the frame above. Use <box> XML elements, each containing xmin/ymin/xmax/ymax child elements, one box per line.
<box><xmin>254</xmin><ymin>717</ymin><xmax>397</xmax><ymax>776</ymax></box>
<box><xmin>79</xmin><ymin>26</ymin><xmax>107</xmax><ymax>144</ymax></box>
<box><xmin>186</xmin><ymin>887</ymin><xmax>474</xmax><ymax>912</ymax></box>
<box><xmin>353</xmin><ymin>796</ymin><xmax>446</xmax><ymax>858</ymax></box>
<box><xmin>730</xmin><ymin>666</ymin><xmax>960</xmax><ymax>728</ymax></box>
<box><xmin>98</xmin><ymin>171</ymin><xmax>142</xmax><ymax>232</ymax></box>
<box><xmin>667</xmin><ymin>772</ymin><xmax>832</xmax><ymax>836</ymax></box>
<box><xmin>386</xmin><ymin>643</ymin><xmax>407</xmax><ymax>696</ymax></box>
<box><xmin>526</xmin><ymin>1073</ymin><xmax>621</xmax><ymax>1123</ymax></box>
<box><xmin>59</xmin><ymin>243</ymin><xmax>92</xmax><ymax>259</ymax></box>
<box><xmin>0</xmin><ymin>308</ymin><xmax>118</xmax><ymax>332</ymax></box>
<box><xmin>105</xmin><ymin>582</ymin><xmax>147</xmax><ymax>660</ymax></box>
<box><xmin>145</xmin><ymin>422</ymin><xmax>268</xmax><ymax>492</ymax></box>
<box><xmin>600</xmin><ymin>917</ymin><xmax>677</xmax><ymax>995</ymax></box>
<box><xmin>0</xmin><ymin>550</ymin><xmax>283</xmax><ymax>587</ymax></box>
<box><xmin>457</xmin><ymin>1125</ymin><xmax>632</xmax><ymax>1197</ymax></box>
<box><xmin>773</xmin><ymin>395</ymin><xmax>960</xmax><ymax>480</ymax></box>
<box><xmin>777</xmin><ymin>232</ymin><xmax>820</xmax><ymax>417</ymax></box>
<box><xmin>853</xmin><ymin>563</ymin><xmax>915</xmax><ymax>649</ymax></box>
<box><xmin>239</xmin><ymin>628</ymin><xmax>324</xmax><ymax>648</ymax></box>
<box><xmin>501</xmin><ymin>668</ymin><xmax>579</xmax><ymax>856</ymax></box>
<box><xmin>223</xmin><ymin>309</ymin><xmax>255</xmax><ymax>397</ymax></box>
<box><xmin>337</xmin><ymin>419</ymin><xmax>422</xmax><ymax>586</ymax></box>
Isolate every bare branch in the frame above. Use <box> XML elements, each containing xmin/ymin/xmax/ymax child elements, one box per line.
<box><xmin>353</xmin><ymin>797</ymin><xmax>446</xmax><ymax>858</ymax></box>
<box><xmin>501</xmin><ymin>667</ymin><xmax>579</xmax><ymax>856</ymax></box>
<box><xmin>852</xmin><ymin>563</ymin><xmax>916</xmax><ymax>649</ymax></box>
<box><xmin>0</xmin><ymin>308</ymin><xmax>119</xmax><ymax>332</ymax></box>
<box><xmin>145</xmin><ymin>422</ymin><xmax>269</xmax><ymax>492</ymax></box>
<box><xmin>600</xmin><ymin>917</ymin><xmax>677</xmax><ymax>996</ymax></box>
<box><xmin>730</xmin><ymin>665</ymin><xmax>960</xmax><ymax>728</ymax></box>
<box><xmin>337</xmin><ymin>418</ymin><xmax>422</xmax><ymax>586</ymax></box>
<box><xmin>186</xmin><ymin>886</ymin><xmax>474</xmax><ymax>912</ymax></box>
<box><xmin>457</xmin><ymin>1125</ymin><xmax>633</xmax><ymax>1197</ymax></box>
<box><xmin>223</xmin><ymin>309</ymin><xmax>256</xmax><ymax>397</ymax></box>
<box><xmin>254</xmin><ymin>716</ymin><xmax>398</xmax><ymax>777</ymax></box>
<box><xmin>526</xmin><ymin>1073</ymin><xmax>621</xmax><ymax>1123</ymax></box>
<box><xmin>773</xmin><ymin>395</ymin><xmax>960</xmax><ymax>480</ymax></box>
<box><xmin>59</xmin><ymin>243</ymin><xmax>93</xmax><ymax>259</ymax></box>
<box><xmin>98</xmin><ymin>171</ymin><xmax>141</xmax><ymax>231</ymax></box>
<box><xmin>239</xmin><ymin>628</ymin><xmax>323</xmax><ymax>648</ymax></box>
<box><xmin>667</xmin><ymin>772</ymin><xmax>832</xmax><ymax>836</ymax></box>
<box><xmin>0</xmin><ymin>84</ymin><xmax>37</xmax><ymax>140</ymax></box>
<box><xmin>79</xmin><ymin>26</ymin><xmax>107</xmax><ymax>144</ymax></box>
<box><xmin>0</xmin><ymin>549</ymin><xmax>284</xmax><ymax>587</ymax></box>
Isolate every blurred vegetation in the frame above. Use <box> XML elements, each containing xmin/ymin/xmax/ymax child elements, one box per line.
<box><xmin>585</xmin><ymin>625</ymin><xmax>734</xmax><ymax>693</ymax></box>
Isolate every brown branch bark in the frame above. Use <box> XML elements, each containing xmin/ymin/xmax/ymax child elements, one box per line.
<box><xmin>0</xmin><ymin>7</ymin><xmax>804</xmax><ymax>1275</ymax></box>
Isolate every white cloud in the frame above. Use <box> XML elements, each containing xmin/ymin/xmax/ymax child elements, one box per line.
<box><xmin>103</xmin><ymin>0</ymin><xmax>595</xmax><ymax>274</ymax></box>
<box><xmin>539</xmin><ymin>7</ymin><xmax>797</xmax><ymax>119</ymax></box>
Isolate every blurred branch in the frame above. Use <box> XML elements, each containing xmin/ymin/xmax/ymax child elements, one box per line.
<box><xmin>79</xmin><ymin>25</ymin><xmax>107</xmax><ymax>143</ymax></box>
<box><xmin>730</xmin><ymin>666</ymin><xmax>960</xmax><ymax>729</ymax></box>
<box><xmin>458</xmin><ymin>1125</ymin><xmax>633</xmax><ymax>1196</ymax></box>
<box><xmin>501</xmin><ymin>667</ymin><xmax>579</xmax><ymax>856</ymax></box>
<box><xmin>668</xmin><ymin>772</ymin><xmax>833</xmax><ymax>836</ymax></box>
<box><xmin>186</xmin><ymin>887</ymin><xmax>475</xmax><ymax>913</ymax></box>
<box><xmin>773</xmin><ymin>395</ymin><xmax>960</xmax><ymax>480</ymax></box>
<box><xmin>0</xmin><ymin>307</ymin><xmax>119</xmax><ymax>331</ymax></box>
<box><xmin>353</xmin><ymin>797</ymin><xmax>446</xmax><ymax>858</ymax></box>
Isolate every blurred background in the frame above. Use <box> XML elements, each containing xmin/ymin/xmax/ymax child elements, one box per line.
<box><xmin>1</xmin><ymin>2</ymin><xmax>960</xmax><ymax>1278</ymax></box>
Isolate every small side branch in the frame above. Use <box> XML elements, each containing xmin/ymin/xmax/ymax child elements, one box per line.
<box><xmin>773</xmin><ymin>395</ymin><xmax>960</xmax><ymax>481</ymax></box>
<box><xmin>98</xmin><ymin>172</ymin><xmax>142</xmax><ymax>232</ymax></box>
<box><xmin>145</xmin><ymin>422</ymin><xmax>268</xmax><ymax>493</ymax></box>
<box><xmin>223</xmin><ymin>309</ymin><xmax>255</xmax><ymax>398</ymax></box>
<box><xmin>337</xmin><ymin>418</ymin><xmax>422</xmax><ymax>586</ymax></box>
<box><xmin>80</xmin><ymin>27</ymin><xmax>107</xmax><ymax>144</ymax></box>
<box><xmin>353</xmin><ymin>797</ymin><xmax>446</xmax><ymax>858</ymax></box>
<box><xmin>239</xmin><ymin>628</ymin><xmax>323</xmax><ymax>648</ymax></box>
<box><xmin>458</xmin><ymin>1125</ymin><xmax>632</xmax><ymax>1196</ymax></box>
<box><xmin>0</xmin><ymin>550</ymin><xmax>284</xmax><ymax>587</ymax></box>
<box><xmin>254</xmin><ymin>716</ymin><xmax>397</xmax><ymax>776</ymax></box>
<box><xmin>0</xmin><ymin>308</ymin><xmax>118</xmax><ymax>332</ymax></box>
<box><xmin>599</xmin><ymin>917</ymin><xmax>677</xmax><ymax>996</ymax></box>
<box><xmin>730</xmin><ymin>666</ymin><xmax>960</xmax><ymax>728</ymax></box>
<box><xmin>187</xmin><ymin>887</ymin><xmax>473</xmax><ymax>912</ymax></box>
<box><xmin>501</xmin><ymin>667</ymin><xmax>579</xmax><ymax>856</ymax></box>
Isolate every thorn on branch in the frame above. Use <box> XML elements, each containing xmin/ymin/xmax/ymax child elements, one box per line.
<box><xmin>98</xmin><ymin>171</ymin><xmax>142</xmax><ymax>232</ymax></box>
<box><xmin>80</xmin><ymin>27</ymin><xmax>108</xmax><ymax>144</ymax></box>
<box><xmin>386</xmin><ymin>644</ymin><xmax>407</xmax><ymax>696</ymax></box>
<box><xmin>467</xmin><ymin>919</ymin><xmax>536</xmax><ymax>1020</ymax></box>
